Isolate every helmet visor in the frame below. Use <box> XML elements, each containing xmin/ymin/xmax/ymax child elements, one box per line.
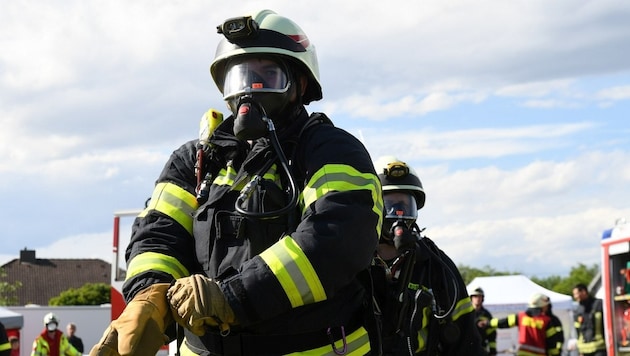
<box><xmin>223</xmin><ymin>58</ymin><xmax>289</xmax><ymax>100</ymax></box>
<box><xmin>383</xmin><ymin>191</ymin><xmax>418</xmax><ymax>221</ymax></box>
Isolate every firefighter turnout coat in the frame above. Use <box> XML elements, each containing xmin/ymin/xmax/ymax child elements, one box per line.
<box><xmin>375</xmin><ymin>236</ymin><xmax>485</xmax><ymax>356</ymax></box>
<box><xmin>122</xmin><ymin>110</ymin><xmax>383</xmax><ymax>355</ymax></box>
<box><xmin>574</xmin><ymin>296</ymin><xmax>605</xmax><ymax>355</ymax></box>
<box><xmin>490</xmin><ymin>309</ymin><xmax>554</xmax><ymax>356</ymax></box>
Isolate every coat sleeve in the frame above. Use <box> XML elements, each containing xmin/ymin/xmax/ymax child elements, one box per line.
<box><xmin>0</xmin><ymin>322</ymin><xmax>9</xmax><ymax>356</ymax></box>
<box><xmin>122</xmin><ymin>140</ymin><xmax>201</xmax><ymax>300</ymax></box>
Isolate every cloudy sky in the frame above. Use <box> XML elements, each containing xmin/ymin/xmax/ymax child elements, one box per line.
<box><xmin>2</xmin><ymin>0</ymin><xmax>630</xmax><ymax>279</ymax></box>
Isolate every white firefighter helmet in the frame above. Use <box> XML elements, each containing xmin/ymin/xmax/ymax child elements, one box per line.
<box><xmin>43</xmin><ymin>312</ymin><xmax>59</xmax><ymax>326</ymax></box>
<box><xmin>528</xmin><ymin>292</ymin><xmax>550</xmax><ymax>308</ymax></box>
<box><xmin>468</xmin><ymin>286</ymin><xmax>485</xmax><ymax>297</ymax></box>
<box><xmin>211</xmin><ymin>10</ymin><xmax>322</xmax><ymax>105</ymax></box>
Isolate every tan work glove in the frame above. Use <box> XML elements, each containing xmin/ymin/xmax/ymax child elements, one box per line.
<box><xmin>90</xmin><ymin>283</ymin><xmax>172</xmax><ymax>356</ymax></box>
<box><xmin>167</xmin><ymin>274</ymin><xmax>237</xmax><ymax>336</ymax></box>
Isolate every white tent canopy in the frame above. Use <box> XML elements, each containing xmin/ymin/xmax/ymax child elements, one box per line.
<box><xmin>0</xmin><ymin>307</ymin><xmax>23</xmax><ymax>329</ymax></box>
<box><xmin>467</xmin><ymin>274</ymin><xmax>574</xmax><ymax>313</ymax></box>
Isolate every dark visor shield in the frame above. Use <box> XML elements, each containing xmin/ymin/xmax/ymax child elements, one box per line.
<box><xmin>383</xmin><ymin>192</ymin><xmax>418</xmax><ymax>221</ymax></box>
<box><xmin>223</xmin><ymin>59</ymin><xmax>289</xmax><ymax>99</ymax></box>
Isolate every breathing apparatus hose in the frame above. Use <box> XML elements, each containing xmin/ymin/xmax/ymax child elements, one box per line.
<box><xmin>414</xmin><ymin>223</ymin><xmax>460</xmax><ymax>320</ymax></box>
<box><xmin>234</xmin><ymin>113</ymin><xmax>299</xmax><ymax>219</ymax></box>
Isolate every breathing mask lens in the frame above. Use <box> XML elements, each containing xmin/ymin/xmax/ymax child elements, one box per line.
<box><xmin>223</xmin><ymin>58</ymin><xmax>289</xmax><ymax>100</ymax></box>
<box><xmin>47</xmin><ymin>322</ymin><xmax>58</xmax><ymax>331</ymax></box>
<box><xmin>383</xmin><ymin>192</ymin><xmax>418</xmax><ymax>222</ymax></box>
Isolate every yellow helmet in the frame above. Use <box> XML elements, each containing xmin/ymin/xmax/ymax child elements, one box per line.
<box><xmin>211</xmin><ymin>10</ymin><xmax>322</xmax><ymax>105</ymax></box>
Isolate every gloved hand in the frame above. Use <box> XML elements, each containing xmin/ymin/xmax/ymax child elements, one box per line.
<box><xmin>167</xmin><ymin>274</ymin><xmax>237</xmax><ymax>336</ymax></box>
<box><xmin>89</xmin><ymin>283</ymin><xmax>172</xmax><ymax>356</ymax></box>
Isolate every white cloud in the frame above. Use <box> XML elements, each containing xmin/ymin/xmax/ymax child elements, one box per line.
<box><xmin>2</xmin><ymin>0</ymin><xmax>630</xmax><ymax>280</ymax></box>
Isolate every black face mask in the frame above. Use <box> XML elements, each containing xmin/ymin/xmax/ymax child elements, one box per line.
<box><xmin>233</xmin><ymin>97</ymin><xmax>268</xmax><ymax>141</ymax></box>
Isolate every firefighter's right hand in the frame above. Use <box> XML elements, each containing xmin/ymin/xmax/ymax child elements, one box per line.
<box><xmin>89</xmin><ymin>283</ymin><xmax>172</xmax><ymax>356</ymax></box>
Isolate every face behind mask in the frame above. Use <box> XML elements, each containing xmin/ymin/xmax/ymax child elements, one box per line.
<box><xmin>223</xmin><ymin>57</ymin><xmax>299</xmax><ymax>140</ymax></box>
<box><xmin>47</xmin><ymin>322</ymin><xmax>58</xmax><ymax>332</ymax></box>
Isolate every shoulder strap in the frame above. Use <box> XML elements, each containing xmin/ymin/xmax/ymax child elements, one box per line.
<box><xmin>298</xmin><ymin>112</ymin><xmax>333</xmax><ymax>138</ymax></box>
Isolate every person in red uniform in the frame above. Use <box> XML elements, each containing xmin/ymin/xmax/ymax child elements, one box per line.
<box><xmin>489</xmin><ymin>293</ymin><xmax>554</xmax><ymax>356</ymax></box>
<box><xmin>90</xmin><ymin>9</ymin><xmax>383</xmax><ymax>356</ymax></box>
<box><xmin>31</xmin><ymin>313</ymin><xmax>80</xmax><ymax>356</ymax></box>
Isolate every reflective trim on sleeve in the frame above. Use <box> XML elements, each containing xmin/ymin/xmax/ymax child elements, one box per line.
<box><xmin>284</xmin><ymin>326</ymin><xmax>371</xmax><ymax>356</ymax></box>
<box><xmin>259</xmin><ymin>236</ymin><xmax>326</xmax><ymax>308</ymax></box>
<box><xmin>450</xmin><ymin>297</ymin><xmax>474</xmax><ymax>322</ymax></box>
<box><xmin>139</xmin><ymin>182</ymin><xmax>197</xmax><ymax>235</ymax></box>
<box><xmin>0</xmin><ymin>342</ymin><xmax>10</xmax><ymax>351</ymax></box>
<box><xmin>126</xmin><ymin>251</ymin><xmax>190</xmax><ymax>280</ymax></box>
<box><xmin>507</xmin><ymin>314</ymin><xmax>517</xmax><ymax>327</ymax></box>
<box><xmin>301</xmin><ymin>164</ymin><xmax>383</xmax><ymax>235</ymax></box>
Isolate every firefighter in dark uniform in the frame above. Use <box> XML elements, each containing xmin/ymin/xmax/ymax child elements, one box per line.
<box><xmin>91</xmin><ymin>9</ymin><xmax>383</xmax><ymax>356</ymax></box>
<box><xmin>469</xmin><ymin>287</ymin><xmax>497</xmax><ymax>356</ymax></box>
<box><xmin>372</xmin><ymin>156</ymin><xmax>484</xmax><ymax>356</ymax></box>
<box><xmin>572</xmin><ymin>283</ymin><xmax>606</xmax><ymax>356</ymax></box>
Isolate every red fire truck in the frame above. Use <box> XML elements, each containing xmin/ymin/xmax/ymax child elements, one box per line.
<box><xmin>110</xmin><ymin>210</ymin><xmax>140</xmax><ymax>321</ymax></box>
<box><xmin>601</xmin><ymin>218</ymin><xmax>630</xmax><ymax>356</ymax></box>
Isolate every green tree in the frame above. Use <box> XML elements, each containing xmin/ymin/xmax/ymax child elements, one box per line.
<box><xmin>552</xmin><ymin>263</ymin><xmax>599</xmax><ymax>295</ymax></box>
<box><xmin>0</xmin><ymin>267</ymin><xmax>22</xmax><ymax>306</ymax></box>
<box><xmin>458</xmin><ymin>264</ymin><xmax>520</xmax><ymax>285</ymax></box>
<box><xmin>49</xmin><ymin>282</ymin><xmax>110</xmax><ymax>306</ymax></box>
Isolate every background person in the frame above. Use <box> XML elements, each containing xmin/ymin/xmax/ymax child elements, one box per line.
<box><xmin>65</xmin><ymin>323</ymin><xmax>83</xmax><ymax>354</ymax></box>
<box><xmin>31</xmin><ymin>313</ymin><xmax>80</xmax><ymax>356</ymax></box>
<box><xmin>373</xmin><ymin>156</ymin><xmax>484</xmax><ymax>355</ymax></box>
<box><xmin>489</xmin><ymin>293</ymin><xmax>555</xmax><ymax>356</ymax></box>
<box><xmin>469</xmin><ymin>286</ymin><xmax>497</xmax><ymax>355</ymax></box>
<box><xmin>8</xmin><ymin>336</ymin><xmax>18</xmax><ymax>356</ymax></box>
<box><xmin>572</xmin><ymin>283</ymin><xmax>606</xmax><ymax>356</ymax></box>
<box><xmin>545</xmin><ymin>301</ymin><xmax>565</xmax><ymax>356</ymax></box>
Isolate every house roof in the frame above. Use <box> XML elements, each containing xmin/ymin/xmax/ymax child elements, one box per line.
<box><xmin>1</xmin><ymin>249</ymin><xmax>112</xmax><ymax>305</ymax></box>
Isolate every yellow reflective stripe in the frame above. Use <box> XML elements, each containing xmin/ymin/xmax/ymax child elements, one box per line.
<box><xmin>0</xmin><ymin>342</ymin><xmax>10</xmax><ymax>351</ymax></box>
<box><xmin>301</xmin><ymin>164</ymin><xmax>383</xmax><ymax>235</ymax></box>
<box><xmin>416</xmin><ymin>306</ymin><xmax>431</xmax><ymax>352</ymax></box>
<box><xmin>546</xmin><ymin>325</ymin><xmax>561</xmax><ymax>338</ymax></box>
<box><xmin>507</xmin><ymin>314</ymin><xmax>517</xmax><ymax>327</ymax></box>
<box><xmin>451</xmin><ymin>297</ymin><xmax>474</xmax><ymax>321</ymax></box>
<box><xmin>179</xmin><ymin>328</ymin><xmax>370</xmax><ymax>356</ymax></box>
<box><xmin>262</xmin><ymin>163</ymin><xmax>280</xmax><ymax>184</ymax></box>
<box><xmin>139</xmin><ymin>182</ymin><xmax>197</xmax><ymax>235</ymax></box>
<box><xmin>260</xmin><ymin>236</ymin><xmax>326</xmax><ymax>307</ymax></box>
<box><xmin>213</xmin><ymin>164</ymin><xmax>238</xmax><ymax>186</ymax></box>
<box><xmin>126</xmin><ymin>251</ymin><xmax>189</xmax><ymax>280</ymax></box>
<box><xmin>284</xmin><ymin>327</ymin><xmax>370</xmax><ymax>356</ymax></box>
